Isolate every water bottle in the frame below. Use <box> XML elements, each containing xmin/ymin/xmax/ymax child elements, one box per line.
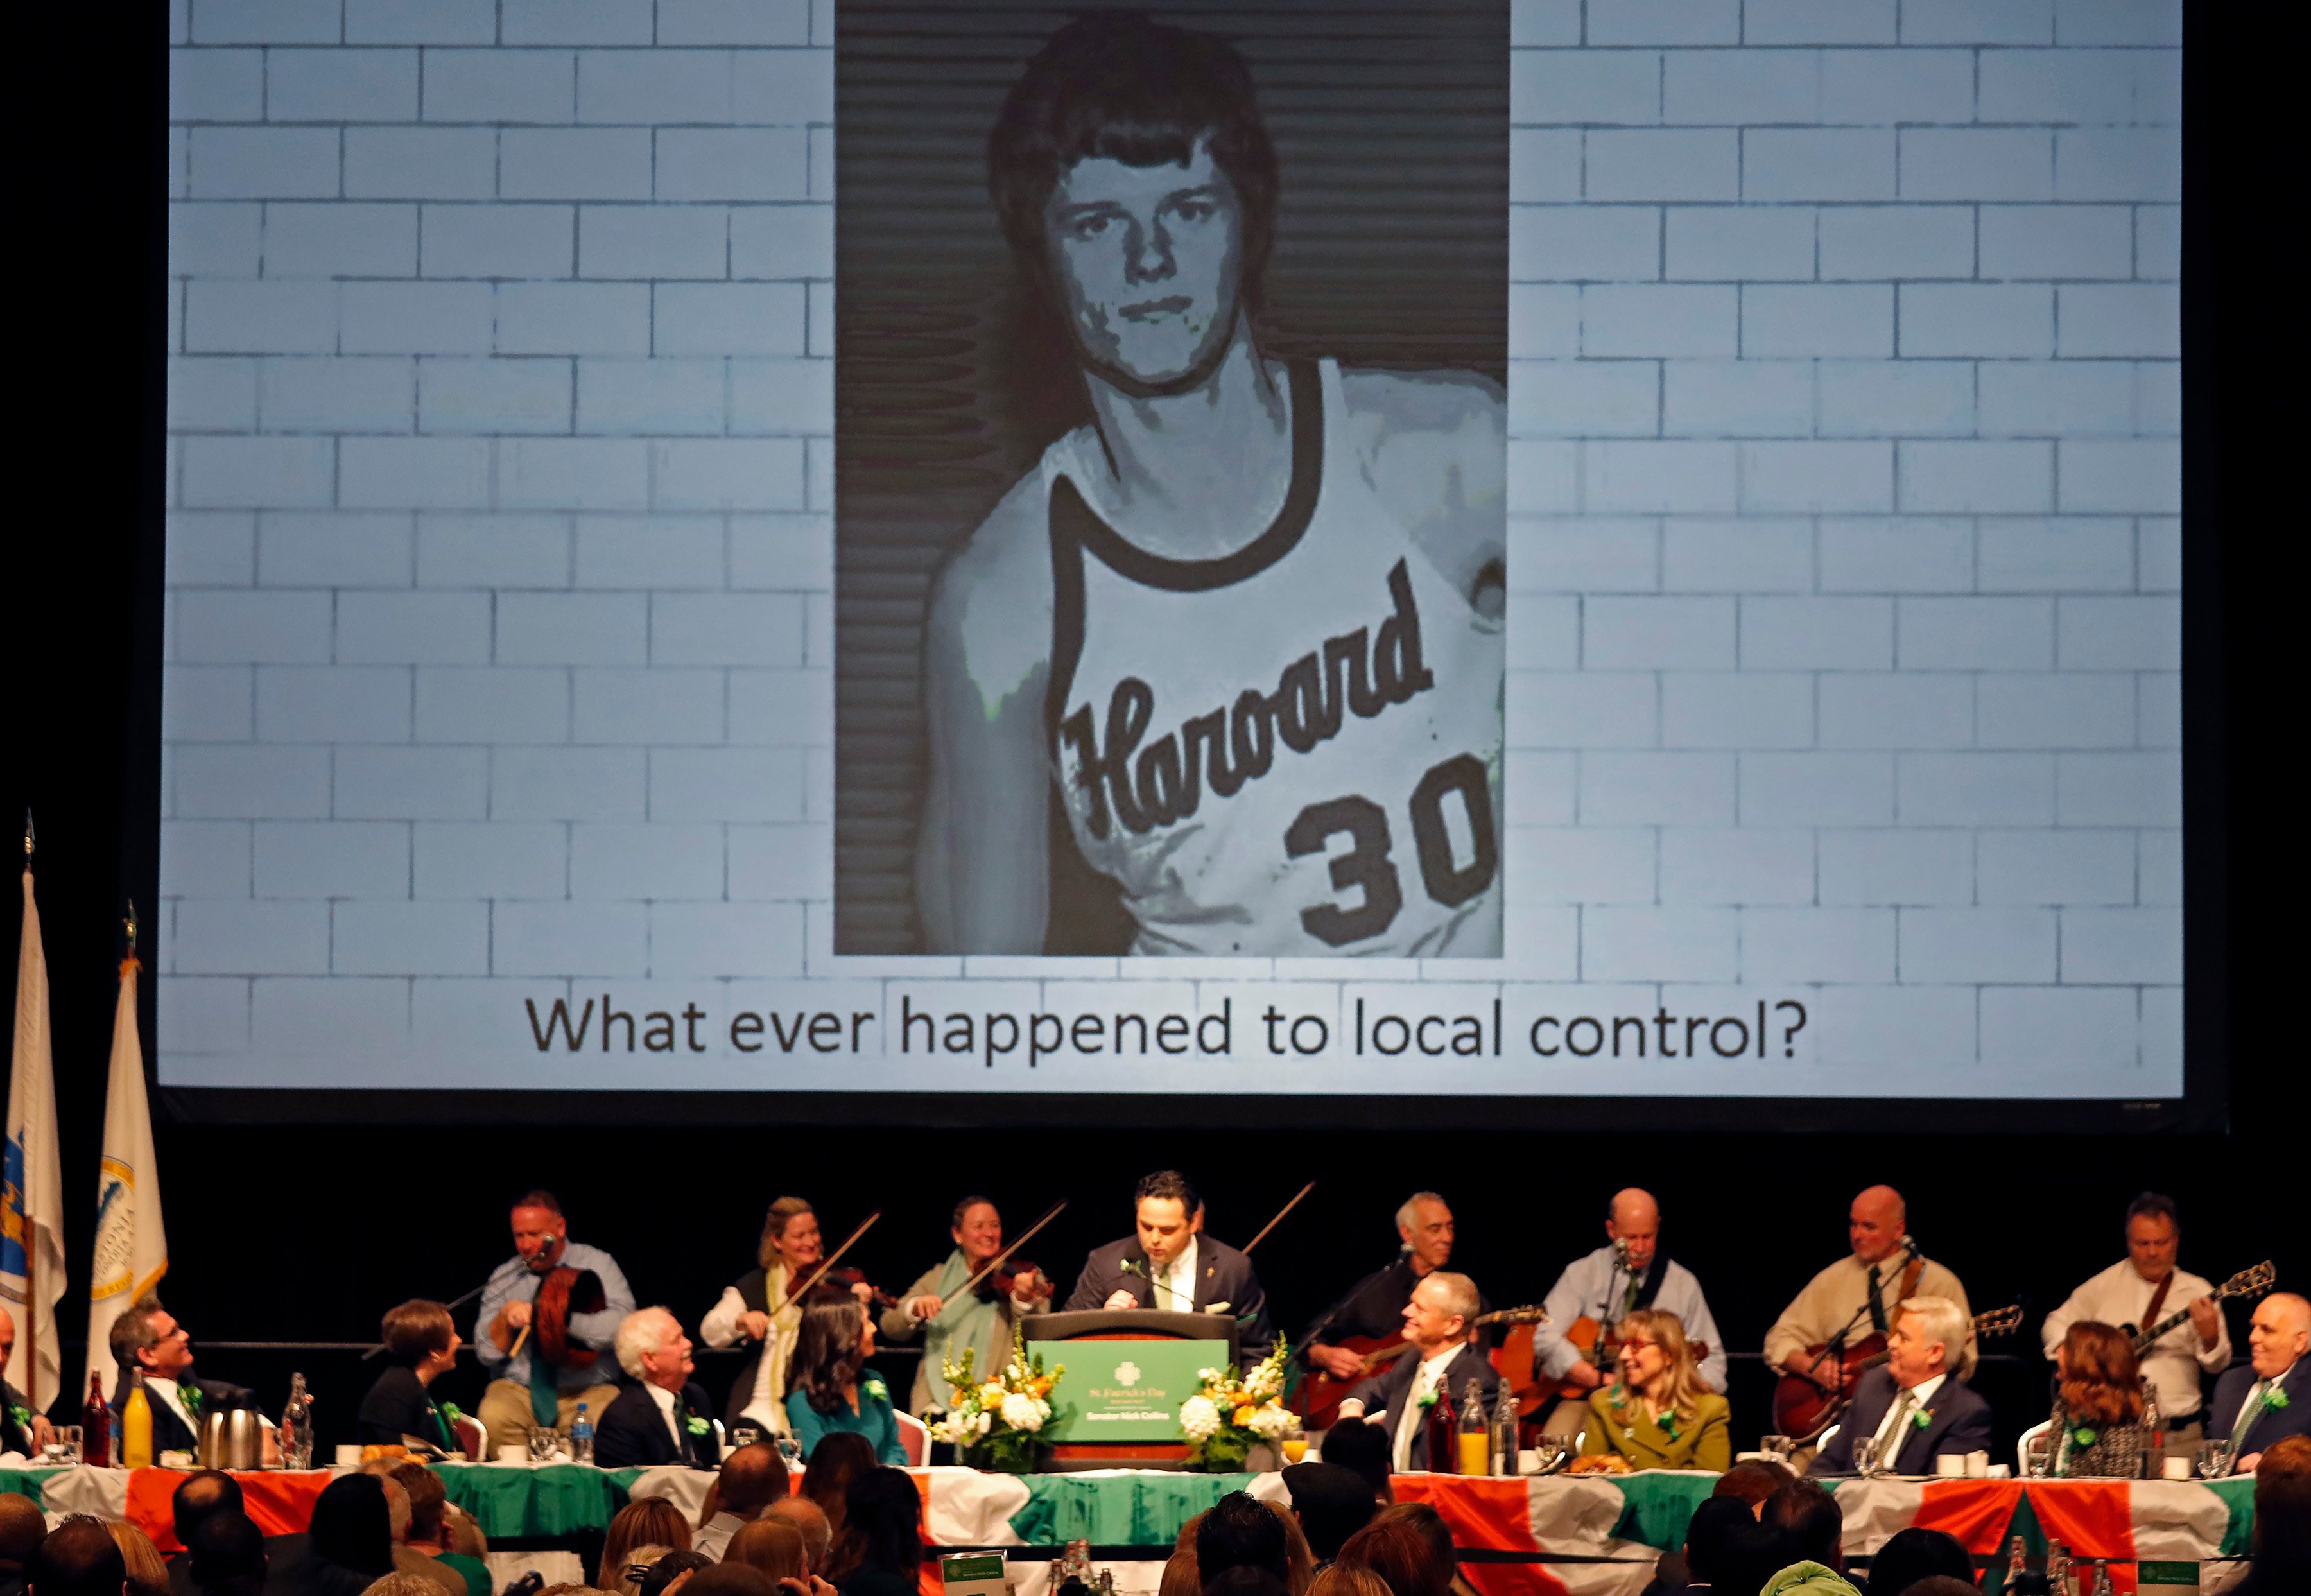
<box><xmin>2000</xmin><ymin>1534</ymin><xmax>2044</xmax><ymax>1595</ymax></box>
<box><xmin>570</xmin><ymin>1400</ymin><xmax>594</xmax><ymax>1464</ymax></box>
<box><xmin>1490</xmin><ymin>1381</ymin><xmax>1519</xmax><ymax>1475</ymax></box>
<box><xmin>2139</xmin><ymin>1383</ymin><xmax>2163</xmax><ymax>1475</ymax></box>
<box><xmin>280</xmin><ymin>1373</ymin><xmax>313</xmax><ymax>1470</ymax></box>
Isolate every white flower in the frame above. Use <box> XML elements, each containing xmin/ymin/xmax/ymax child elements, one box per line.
<box><xmin>1247</xmin><ymin>1403</ymin><xmax>1292</xmax><ymax>1438</ymax></box>
<box><xmin>1000</xmin><ymin>1392</ymin><xmax>1046</xmax><ymax>1432</ymax></box>
<box><xmin>1180</xmin><ymin>1395</ymin><xmax>1222</xmax><ymax>1441</ymax></box>
<box><xmin>974</xmin><ymin>1410</ymin><xmax>993</xmax><ymax>1436</ymax></box>
<box><xmin>1035</xmin><ymin>1398</ymin><xmax>1052</xmax><ymax>1421</ymax></box>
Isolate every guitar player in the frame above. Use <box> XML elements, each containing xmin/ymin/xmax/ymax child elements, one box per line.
<box><xmin>1300</xmin><ymin>1194</ymin><xmax>1484</xmax><ymax>1391</ymax></box>
<box><xmin>2041</xmin><ymin>1192</ymin><xmax>2231</xmax><ymax>1453</ymax></box>
<box><xmin>1530</xmin><ymin>1188</ymin><xmax>1727</xmax><ymax>1436</ymax></box>
<box><xmin>1762</xmin><ymin>1185</ymin><xmax>1974</xmax><ymax>1423</ymax></box>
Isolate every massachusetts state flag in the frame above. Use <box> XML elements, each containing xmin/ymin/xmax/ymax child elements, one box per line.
<box><xmin>87</xmin><ymin>948</ymin><xmax>169</xmax><ymax>1397</ymax></box>
<box><xmin>3</xmin><ymin>863</ymin><xmax>67</xmax><ymax>1409</ymax></box>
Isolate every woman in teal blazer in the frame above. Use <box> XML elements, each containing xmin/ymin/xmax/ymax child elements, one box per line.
<box><xmin>784</xmin><ymin>1295</ymin><xmax>908</xmax><ymax>1465</ymax></box>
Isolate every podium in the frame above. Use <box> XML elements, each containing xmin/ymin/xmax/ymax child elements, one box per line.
<box><xmin>1025</xmin><ymin>1310</ymin><xmax>1240</xmax><ymax>1470</ymax></box>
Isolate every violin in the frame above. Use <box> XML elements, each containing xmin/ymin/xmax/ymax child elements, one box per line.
<box><xmin>976</xmin><ymin>1260</ymin><xmax>1055</xmax><ymax>1305</ymax></box>
<box><xmin>797</xmin><ymin>1264</ymin><xmax>900</xmax><ymax>1312</ymax></box>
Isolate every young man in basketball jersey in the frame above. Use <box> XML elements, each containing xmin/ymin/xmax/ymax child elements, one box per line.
<box><xmin>916</xmin><ymin>13</ymin><xmax>1505</xmax><ymax>958</ymax></box>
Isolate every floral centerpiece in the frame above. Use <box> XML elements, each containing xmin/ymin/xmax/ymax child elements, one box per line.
<box><xmin>931</xmin><ymin>1327</ymin><xmax>1068</xmax><ymax>1473</ymax></box>
<box><xmin>1178</xmin><ymin>1335</ymin><xmax>1293</xmax><ymax>1471</ymax></box>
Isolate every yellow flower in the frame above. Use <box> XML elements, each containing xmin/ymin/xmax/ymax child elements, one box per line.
<box><xmin>980</xmin><ymin>1382</ymin><xmax>1006</xmax><ymax>1406</ymax></box>
<box><xmin>1233</xmin><ymin>1404</ymin><xmax>1259</xmax><ymax>1427</ymax></box>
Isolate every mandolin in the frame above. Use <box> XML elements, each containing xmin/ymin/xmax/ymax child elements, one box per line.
<box><xmin>1772</xmin><ymin>1302</ymin><xmax>2023</xmax><ymax>1439</ymax></box>
<box><xmin>2125</xmin><ymin>1261</ymin><xmax>2274</xmax><ymax>1353</ymax></box>
<box><xmin>1295</xmin><ymin>1304</ymin><xmax>1547</xmax><ymax>1429</ymax></box>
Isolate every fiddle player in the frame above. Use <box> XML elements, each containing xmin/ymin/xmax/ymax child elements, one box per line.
<box><xmin>1763</xmin><ymin>1184</ymin><xmax>1973</xmax><ymax>1403</ymax></box>
<box><xmin>1534</xmin><ymin>1188</ymin><xmax>1726</xmax><ymax>1435</ymax></box>
<box><xmin>1303</xmin><ymin>1192</ymin><xmax>1471</xmax><ymax>1383</ymax></box>
<box><xmin>1332</xmin><ymin>1272</ymin><xmax>1499</xmax><ymax>1471</ymax></box>
<box><xmin>476</xmin><ymin>1188</ymin><xmax>632</xmax><ymax>1454</ymax></box>
<box><xmin>877</xmin><ymin>1196</ymin><xmax>1050</xmax><ymax>1415</ymax></box>
<box><xmin>2041</xmin><ymin>1192</ymin><xmax>2229</xmax><ymax>1453</ymax></box>
<box><xmin>1064</xmin><ymin>1170</ymin><xmax>1274</xmax><ymax>1363</ymax></box>
<box><xmin>700</xmin><ymin>1197</ymin><xmax>879</xmax><ymax>1436</ymax></box>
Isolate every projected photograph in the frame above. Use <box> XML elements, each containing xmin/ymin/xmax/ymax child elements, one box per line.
<box><xmin>835</xmin><ymin>0</ymin><xmax>1510</xmax><ymax>958</ymax></box>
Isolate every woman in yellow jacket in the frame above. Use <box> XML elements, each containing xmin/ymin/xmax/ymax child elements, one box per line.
<box><xmin>1578</xmin><ymin>1307</ymin><xmax>1731</xmax><ymax>1471</ymax></box>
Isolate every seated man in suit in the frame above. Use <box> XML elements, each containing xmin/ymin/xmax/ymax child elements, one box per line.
<box><xmin>1808</xmin><ymin>1296</ymin><xmax>1991</xmax><ymax>1476</ymax></box>
<box><xmin>1331</xmin><ymin>1271</ymin><xmax>1498</xmax><ymax>1471</ymax></box>
<box><xmin>595</xmin><ymin>1307</ymin><xmax>723</xmax><ymax>1470</ymax></box>
<box><xmin>2210</xmin><ymin>1292</ymin><xmax>2311</xmax><ymax>1473</ymax></box>
<box><xmin>107</xmin><ymin>1298</ymin><xmax>268</xmax><ymax>1458</ymax></box>
<box><xmin>1065</xmin><ymin>1170</ymin><xmax>1274</xmax><ymax>1362</ymax></box>
<box><xmin>0</xmin><ymin>1308</ymin><xmax>56</xmax><ymax>1457</ymax></box>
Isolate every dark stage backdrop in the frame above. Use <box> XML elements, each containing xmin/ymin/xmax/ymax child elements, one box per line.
<box><xmin>835</xmin><ymin>0</ymin><xmax>1509</xmax><ymax>952</ymax></box>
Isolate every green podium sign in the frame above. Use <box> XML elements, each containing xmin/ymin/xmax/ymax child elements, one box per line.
<box><xmin>1043</xmin><ymin>1339</ymin><xmax>1231</xmax><ymax>1443</ymax></box>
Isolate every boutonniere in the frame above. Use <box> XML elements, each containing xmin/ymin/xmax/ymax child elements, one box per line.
<box><xmin>1659</xmin><ymin>1411</ymin><xmax>1682</xmax><ymax>1441</ymax></box>
<box><xmin>684</xmin><ymin>1414</ymin><xmax>711</xmax><ymax>1436</ymax></box>
<box><xmin>1416</xmin><ymin>1387</ymin><xmax>1439</xmax><ymax>1410</ymax></box>
<box><xmin>6</xmin><ymin>1403</ymin><xmax>31</xmax><ymax>1433</ymax></box>
<box><xmin>1913</xmin><ymin>1408</ymin><xmax>1933</xmax><ymax>1430</ymax></box>
<box><xmin>2070</xmin><ymin>1425</ymin><xmax>2098</xmax><ymax>1448</ymax></box>
<box><xmin>862</xmin><ymin>1375</ymin><xmax>890</xmax><ymax>1403</ymax></box>
<box><xmin>440</xmin><ymin>1402</ymin><xmax>464</xmax><ymax>1423</ymax></box>
<box><xmin>2266</xmin><ymin>1389</ymin><xmax>2292</xmax><ymax>1413</ymax></box>
<box><xmin>180</xmin><ymin>1384</ymin><xmax>205</xmax><ymax>1419</ymax></box>
<box><xmin>1119</xmin><ymin>1259</ymin><xmax>1145</xmax><ymax>1279</ymax></box>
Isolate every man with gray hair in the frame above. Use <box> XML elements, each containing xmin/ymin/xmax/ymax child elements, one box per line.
<box><xmin>1808</xmin><ymin>1296</ymin><xmax>1991</xmax><ymax>1477</ymax></box>
<box><xmin>593</xmin><ymin>1308</ymin><xmax>721</xmax><ymax>1470</ymax></box>
<box><xmin>1332</xmin><ymin>1270</ymin><xmax>1498</xmax><ymax>1471</ymax></box>
<box><xmin>1301</xmin><ymin>1192</ymin><xmax>1482</xmax><ymax>1394</ymax></box>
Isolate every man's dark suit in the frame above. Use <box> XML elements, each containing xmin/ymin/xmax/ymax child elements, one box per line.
<box><xmin>593</xmin><ymin>1380</ymin><xmax>722</xmax><ymax>1469</ymax></box>
<box><xmin>2209</xmin><ymin>1355</ymin><xmax>2311</xmax><ymax>1456</ymax></box>
<box><xmin>1342</xmin><ymin>1344</ymin><xmax>1499</xmax><ymax>1471</ymax></box>
<box><xmin>1065</xmin><ymin>1236</ymin><xmax>1274</xmax><ymax>1361</ymax></box>
<box><xmin>1808</xmin><ymin>1367</ymin><xmax>1993</xmax><ymax>1475</ymax></box>
<box><xmin>110</xmin><ymin>1368</ymin><xmax>259</xmax><ymax>1456</ymax></box>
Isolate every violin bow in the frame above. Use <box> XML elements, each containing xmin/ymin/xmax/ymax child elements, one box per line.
<box><xmin>784</xmin><ymin>1210</ymin><xmax>883</xmax><ymax>1305</ymax></box>
<box><xmin>939</xmin><ymin>1199</ymin><xmax>1070</xmax><ymax>1320</ymax></box>
<box><xmin>1238</xmin><ymin>1181</ymin><xmax>1315</xmax><ymax>1255</ymax></box>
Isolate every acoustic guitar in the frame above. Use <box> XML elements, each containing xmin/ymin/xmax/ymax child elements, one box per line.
<box><xmin>2125</xmin><ymin>1261</ymin><xmax>2274</xmax><ymax>1353</ymax></box>
<box><xmin>1772</xmin><ymin>1302</ymin><xmax>2024</xmax><ymax>1439</ymax></box>
<box><xmin>1295</xmin><ymin>1304</ymin><xmax>1547</xmax><ymax>1428</ymax></box>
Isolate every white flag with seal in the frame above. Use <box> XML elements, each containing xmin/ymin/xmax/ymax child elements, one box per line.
<box><xmin>87</xmin><ymin>949</ymin><xmax>168</xmax><ymax>1399</ymax></box>
<box><xmin>3</xmin><ymin>864</ymin><xmax>67</xmax><ymax>1410</ymax></box>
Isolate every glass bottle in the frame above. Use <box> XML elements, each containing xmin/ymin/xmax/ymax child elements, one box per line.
<box><xmin>2089</xmin><ymin>1561</ymin><xmax>2114</xmax><ymax>1596</ymax></box>
<box><xmin>280</xmin><ymin>1373</ymin><xmax>313</xmax><ymax>1469</ymax></box>
<box><xmin>83</xmin><ymin>1371</ymin><xmax>113</xmax><ymax>1468</ymax></box>
<box><xmin>1490</xmin><ymin>1381</ymin><xmax>1520</xmax><ymax>1475</ymax></box>
<box><xmin>2045</xmin><ymin>1541</ymin><xmax>2070</xmax><ymax>1596</ymax></box>
<box><xmin>122</xmin><ymin>1369</ymin><xmax>155</xmax><ymax>1469</ymax></box>
<box><xmin>2001</xmin><ymin>1535</ymin><xmax>2032</xmax><ymax>1595</ymax></box>
<box><xmin>1456</xmin><ymin>1376</ymin><xmax>1489</xmax><ymax>1477</ymax></box>
<box><xmin>1423</xmin><ymin>1376</ymin><xmax>1458</xmax><ymax>1472</ymax></box>
<box><xmin>2139</xmin><ymin>1382</ymin><xmax>2162</xmax><ymax>1475</ymax></box>
<box><xmin>570</xmin><ymin>1399</ymin><xmax>594</xmax><ymax>1464</ymax></box>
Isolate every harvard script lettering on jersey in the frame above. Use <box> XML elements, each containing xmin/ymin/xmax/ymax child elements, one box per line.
<box><xmin>1045</xmin><ymin>359</ymin><xmax>1504</xmax><ymax>957</ymax></box>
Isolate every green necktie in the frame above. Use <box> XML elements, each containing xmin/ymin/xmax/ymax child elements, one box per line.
<box><xmin>528</xmin><ymin>1334</ymin><xmax>560</xmax><ymax>1425</ymax></box>
<box><xmin>1865</xmin><ymin>1265</ymin><xmax>1888</xmax><ymax>1333</ymax></box>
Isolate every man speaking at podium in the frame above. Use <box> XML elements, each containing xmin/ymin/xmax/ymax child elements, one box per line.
<box><xmin>1066</xmin><ymin>1172</ymin><xmax>1274</xmax><ymax>1363</ymax></box>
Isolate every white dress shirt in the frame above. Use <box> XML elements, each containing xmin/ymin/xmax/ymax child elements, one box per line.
<box><xmin>1869</xmin><ymin>1372</ymin><xmax>1947</xmax><ymax>1459</ymax></box>
<box><xmin>2041</xmin><ymin>1261</ymin><xmax>2229</xmax><ymax>1418</ymax></box>
<box><xmin>695</xmin><ymin>1511</ymin><xmax>746</xmax><ymax>1563</ymax></box>
<box><xmin>645</xmin><ymin>1381</ymin><xmax>685</xmax><ymax>1449</ymax></box>
<box><xmin>1150</xmin><ymin>1239</ymin><xmax>1199</xmax><ymax>1311</ymax></box>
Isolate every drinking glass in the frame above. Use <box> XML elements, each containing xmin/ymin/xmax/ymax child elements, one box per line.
<box><xmin>2197</xmin><ymin>1438</ymin><xmax>2233</xmax><ymax>1479</ymax></box>
<box><xmin>62</xmin><ymin>1425</ymin><xmax>82</xmax><ymax>1464</ymax></box>
<box><xmin>1849</xmin><ymin>1432</ymin><xmax>1878</xmax><ymax>1477</ymax></box>
<box><xmin>530</xmin><ymin>1426</ymin><xmax>566</xmax><ymax>1464</ymax></box>
<box><xmin>2023</xmin><ymin>1433</ymin><xmax>2056</xmax><ymax>1479</ymax></box>
<box><xmin>1279</xmin><ymin>1414</ymin><xmax>1308</xmax><ymax>1465</ymax></box>
<box><xmin>776</xmin><ymin>1434</ymin><xmax>805</xmax><ymax>1472</ymax></box>
<box><xmin>1531</xmin><ymin>1434</ymin><xmax>1571</xmax><ymax>1474</ymax></box>
<box><xmin>1760</xmin><ymin>1434</ymin><xmax>1792</xmax><ymax>1466</ymax></box>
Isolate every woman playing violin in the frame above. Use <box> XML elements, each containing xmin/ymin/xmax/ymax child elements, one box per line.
<box><xmin>878</xmin><ymin>1196</ymin><xmax>1050</xmax><ymax>1416</ymax></box>
<box><xmin>701</xmin><ymin>1197</ymin><xmax>884</xmax><ymax>1434</ymax></box>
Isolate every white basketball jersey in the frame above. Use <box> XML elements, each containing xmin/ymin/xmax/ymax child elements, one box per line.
<box><xmin>1043</xmin><ymin>358</ymin><xmax>1504</xmax><ymax>957</ymax></box>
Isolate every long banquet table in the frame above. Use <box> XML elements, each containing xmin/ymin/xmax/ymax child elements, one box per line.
<box><xmin>0</xmin><ymin>1464</ymin><xmax>2262</xmax><ymax>1596</ymax></box>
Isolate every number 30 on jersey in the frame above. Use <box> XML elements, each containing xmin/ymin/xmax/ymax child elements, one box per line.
<box><xmin>1283</xmin><ymin>753</ymin><xmax>1498</xmax><ymax>946</ymax></box>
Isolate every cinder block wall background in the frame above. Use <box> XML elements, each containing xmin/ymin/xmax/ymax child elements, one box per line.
<box><xmin>160</xmin><ymin>0</ymin><xmax>2181</xmax><ymax>1089</ymax></box>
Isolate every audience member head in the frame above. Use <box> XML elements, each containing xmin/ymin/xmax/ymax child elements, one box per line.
<box><xmin>1267</xmin><ymin>1503</ymin><xmax>1314</xmax><ymax>1596</ymax></box>
<box><xmin>2253</xmin><ymin>1437</ymin><xmax>2311</xmax><ymax>1575</ymax></box>
<box><xmin>103</xmin><ymin>1523</ymin><xmax>168</xmax><ymax>1596</ymax></box>
<box><xmin>1711</xmin><ymin>1460</ymin><xmax>1794</xmax><ymax>1516</ymax></box>
<box><xmin>2056</xmin><ymin>1320</ymin><xmax>2147</xmax><ymax>1426</ymax></box>
<box><xmin>842</xmin><ymin>1469</ymin><xmax>922</xmax><ymax>1578</ymax></box>
<box><xmin>2261</xmin><ymin>1433</ymin><xmax>2311</xmax><ymax>1483</ymax></box>
<box><xmin>389</xmin><ymin>1465</ymin><xmax>452</xmax><ymax>1547</ymax></box>
<box><xmin>376</xmin><ymin>1479</ymin><xmax>413</xmax><ymax>1547</ymax></box>
<box><xmin>171</xmin><ymin>1471</ymin><xmax>247</xmax><ymax>1548</ymax></box>
<box><xmin>636</xmin><ymin>1552</ymin><xmax>710</xmax><ymax>1596</ymax></box>
<box><xmin>28</xmin><ymin>1518</ymin><xmax>129</xmax><ymax>1596</ymax></box>
<box><xmin>675</xmin><ymin>1568</ymin><xmax>777</xmax><ymax>1596</ymax></box>
<box><xmin>1335</xmin><ymin>1505</ymin><xmax>1451</xmax><ymax>1596</ymax></box>
<box><xmin>1705</xmin><ymin>1520</ymin><xmax>1801</xmax><ymax>1596</ymax></box>
<box><xmin>1763</xmin><ymin>1480</ymin><xmax>1844</xmax><ymax>1574</ymax></box>
<box><xmin>1864</xmin><ymin>1527</ymin><xmax>1973</xmax><ymax>1596</ymax></box>
<box><xmin>605</xmin><ymin>1547</ymin><xmax>673</xmax><ymax>1596</ymax></box>
<box><xmin>311</xmin><ymin>1475</ymin><xmax>395</xmax><ymax>1579</ymax></box>
<box><xmin>603</xmin><ymin>1499</ymin><xmax>693</xmax><ymax>1575</ymax></box>
<box><xmin>1202</xmin><ymin>1570</ymin><xmax>1286</xmax><ymax>1596</ymax></box>
<box><xmin>716</xmin><ymin>1443</ymin><xmax>792</xmax><ymax>1521</ymax></box>
<box><xmin>1314</xmin><ymin>1418</ymin><xmax>1392</xmax><ymax>1504</ymax></box>
<box><xmin>1304</xmin><ymin>1568</ymin><xmax>1388</xmax><ymax>1596</ymax></box>
<box><xmin>357</xmin><ymin>1578</ymin><xmax>442</xmax><ymax>1596</ymax></box>
<box><xmin>187</xmin><ymin>1512</ymin><xmax>266</xmax><ymax>1589</ymax></box>
<box><xmin>799</xmin><ymin>1432</ymin><xmax>877</xmax><ymax>1532</ymax></box>
<box><xmin>764</xmin><ymin>1499</ymin><xmax>830</xmax><ymax>1571</ymax></box>
<box><xmin>1900</xmin><ymin>1582</ymin><xmax>1982</xmax><ymax>1596</ymax></box>
<box><xmin>1197</xmin><ymin>1493</ymin><xmax>1288</xmax><ymax>1585</ymax></box>
<box><xmin>1680</xmin><ymin>1498</ymin><xmax>1760</xmax><ymax>1586</ymax></box>
<box><xmin>1282</xmin><ymin>1462</ymin><xmax>1378</xmax><ymax>1562</ymax></box>
<box><xmin>725</xmin><ymin>1521</ymin><xmax>807</xmax><ymax>1584</ymax></box>
<box><xmin>1157</xmin><ymin>1544</ymin><xmax>1200</xmax><ymax>1596</ymax></box>
<box><xmin>0</xmin><ymin>1494</ymin><xmax>49</xmax><ymax>1570</ymax></box>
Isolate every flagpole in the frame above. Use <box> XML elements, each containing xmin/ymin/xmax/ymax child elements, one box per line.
<box><xmin>20</xmin><ymin>810</ymin><xmax>33</xmax><ymax>1408</ymax></box>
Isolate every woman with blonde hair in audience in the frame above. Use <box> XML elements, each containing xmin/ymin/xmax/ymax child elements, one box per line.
<box><xmin>1335</xmin><ymin>1506</ymin><xmax>1454</xmax><ymax>1596</ymax></box>
<box><xmin>1305</xmin><ymin>1568</ymin><xmax>1389</xmax><ymax>1596</ymax></box>
<box><xmin>108</xmin><ymin>1520</ymin><xmax>172</xmax><ymax>1596</ymax></box>
<box><xmin>602</xmin><ymin>1499</ymin><xmax>693</xmax><ymax>1592</ymax></box>
<box><xmin>1577</xmin><ymin>1308</ymin><xmax>1731</xmax><ymax>1473</ymax></box>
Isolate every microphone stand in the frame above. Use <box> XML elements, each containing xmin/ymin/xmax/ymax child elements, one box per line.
<box><xmin>1804</xmin><ymin>1239</ymin><xmax>1922</xmax><ymax>1401</ymax></box>
<box><xmin>360</xmin><ymin>1272</ymin><xmax>503</xmax><ymax>1361</ymax></box>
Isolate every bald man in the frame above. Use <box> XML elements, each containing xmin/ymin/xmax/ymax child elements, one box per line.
<box><xmin>0</xmin><ymin>1306</ymin><xmax>57</xmax><ymax>1455</ymax></box>
<box><xmin>2210</xmin><ymin>1294</ymin><xmax>2311</xmax><ymax>1473</ymax></box>
<box><xmin>1763</xmin><ymin>1186</ymin><xmax>1973</xmax><ymax>1404</ymax></box>
<box><xmin>1534</xmin><ymin>1190</ymin><xmax>1726</xmax><ymax>1416</ymax></box>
